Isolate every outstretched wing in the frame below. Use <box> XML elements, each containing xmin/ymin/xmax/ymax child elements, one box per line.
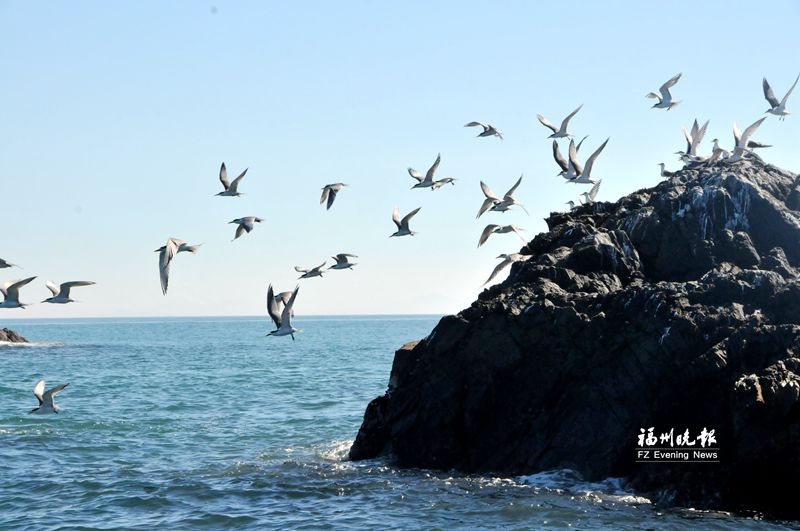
<box><xmin>536</xmin><ymin>114</ymin><xmax>558</xmax><ymax>134</ymax></box>
<box><xmin>503</xmin><ymin>175</ymin><xmax>523</xmax><ymax>199</ymax></box>
<box><xmin>552</xmin><ymin>140</ymin><xmax>569</xmax><ymax>172</ymax></box>
<box><xmin>320</xmin><ymin>187</ymin><xmax>330</xmax><ymax>205</ymax></box>
<box><xmin>401</xmin><ymin>207</ymin><xmax>421</xmax><ymax>228</ymax></box>
<box><xmin>227</xmin><ymin>168</ymin><xmax>248</xmax><ymax>193</ymax></box>
<box><xmin>392</xmin><ymin>206</ymin><xmax>402</xmax><ymax>229</ymax></box>
<box><xmin>43</xmin><ymin>383</ymin><xmax>69</xmax><ymax>407</ymax></box>
<box><xmin>5</xmin><ymin>276</ymin><xmax>36</xmax><ymax>301</ymax></box>
<box><xmin>219</xmin><ymin>162</ymin><xmax>230</xmax><ymax>191</ymax></box>
<box><xmin>407</xmin><ymin>168</ymin><xmax>423</xmax><ymax>182</ymax></box>
<box><xmin>326</xmin><ymin>188</ymin><xmax>338</xmax><ymax>210</ymax></box>
<box><xmin>294</xmin><ymin>266</ymin><xmax>309</xmax><ymax>273</ymax></box>
<box><xmin>281</xmin><ymin>286</ymin><xmax>300</xmax><ymax>328</ymax></box>
<box><xmin>483</xmin><ymin>257</ymin><xmax>511</xmax><ymax>286</ymax></box>
<box><xmin>588</xmin><ymin>179</ymin><xmax>603</xmax><ymax>201</ymax></box>
<box><xmin>33</xmin><ymin>379</ymin><xmax>45</xmax><ymax>405</ymax></box>
<box><xmin>45</xmin><ymin>281</ymin><xmax>60</xmax><ymax>297</ymax></box>
<box><xmin>478</xmin><ymin>224</ymin><xmax>499</xmax><ymax>247</ymax></box>
<box><xmin>424</xmin><ymin>154</ymin><xmax>441</xmax><ymax>183</ymax></box>
<box><xmin>739</xmin><ymin>117</ymin><xmax>767</xmax><ymax>149</ymax></box>
<box><xmin>583</xmin><ymin>138</ymin><xmax>610</xmax><ymax>178</ymax></box>
<box><xmin>59</xmin><ymin>281</ymin><xmax>95</xmax><ymax>299</ymax></box>
<box><xmin>659</xmin><ymin>72</ymin><xmax>682</xmax><ymax>100</ymax></box>
<box><xmin>480</xmin><ymin>180</ymin><xmax>498</xmax><ymax>200</ymax></box>
<box><xmin>763</xmin><ymin>78</ymin><xmax>780</xmax><ymax>108</ymax></box>
<box><xmin>464</xmin><ymin>121</ymin><xmax>485</xmax><ymax>128</ymax></box>
<box><xmin>559</xmin><ymin>104</ymin><xmax>583</xmax><ymax>131</ymax></box>
<box><xmin>781</xmin><ymin>73</ymin><xmax>800</xmax><ymax>106</ymax></box>
<box><xmin>266</xmin><ymin>284</ymin><xmax>282</xmax><ymax>328</ymax></box>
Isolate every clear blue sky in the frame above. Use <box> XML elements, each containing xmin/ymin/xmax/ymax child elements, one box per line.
<box><xmin>2</xmin><ymin>1</ymin><xmax>798</xmax><ymax>318</ymax></box>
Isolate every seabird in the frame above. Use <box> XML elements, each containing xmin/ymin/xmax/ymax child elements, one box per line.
<box><xmin>580</xmin><ymin>179</ymin><xmax>602</xmax><ymax>205</ymax></box>
<box><xmin>726</xmin><ymin>117</ymin><xmax>768</xmax><ymax>163</ymax></box>
<box><xmin>477</xmin><ymin>224</ymin><xmax>526</xmax><ymax>248</ymax></box>
<box><xmin>408</xmin><ymin>154</ymin><xmax>441</xmax><ymax>190</ymax></box>
<box><xmin>0</xmin><ymin>258</ymin><xmax>18</xmax><ymax>269</ymax></box>
<box><xmin>464</xmin><ymin>121</ymin><xmax>503</xmax><ymax>140</ymax></box>
<box><xmin>562</xmin><ymin>138</ymin><xmax>587</xmax><ymax>182</ymax></box>
<box><xmin>483</xmin><ymin>253</ymin><xmax>529</xmax><ymax>286</ymax></box>
<box><xmin>266</xmin><ymin>285</ymin><xmax>294</xmax><ymax>331</ymax></box>
<box><xmin>329</xmin><ymin>254</ymin><xmax>357</xmax><ymax>270</ymax></box>
<box><xmin>320</xmin><ymin>183</ymin><xmax>347</xmax><ymax>210</ymax></box>
<box><xmin>675</xmin><ymin>119</ymin><xmax>709</xmax><ymax>163</ymax></box>
<box><xmin>267</xmin><ymin>285</ymin><xmax>301</xmax><ymax>340</ymax></box>
<box><xmin>733</xmin><ymin>121</ymin><xmax>772</xmax><ymax>150</ymax></box>
<box><xmin>763</xmin><ymin>73</ymin><xmax>799</xmax><ymax>121</ymax></box>
<box><xmin>432</xmin><ymin>177</ymin><xmax>457</xmax><ymax>189</ymax></box>
<box><xmin>155</xmin><ymin>238</ymin><xmax>201</xmax><ymax>295</ymax></box>
<box><xmin>566</xmin><ymin>201</ymin><xmax>577</xmax><ymax>211</ymax></box>
<box><xmin>705</xmin><ymin>139</ymin><xmax>731</xmax><ymax>165</ymax></box>
<box><xmin>295</xmin><ymin>262</ymin><xmax>327</xmax><ymax>279</ymax></box>
<box><xmin>537</xmin><ymin>104</ymin><xmax>583</xmax><ymax>138</ymax></box>
<box><xmin>29</xmin><ymin>380</ymin><xmax>69</xmax><ymax>414</ymax></box>
<box><xmin>646</xmin><ymin>72</ymin><xmax>682</xmax><ymax>110</ymax></box>
<box><xmin>489</xmin><ymin>175</ymin><xmax>528</xmax><ymax>214</ymax></box>
<box><xmin>477</xmin><ymin>181</ymin><xmax>501</xmax><ymax>218</ymax></box>
<box><xmin>216</xmin><ymin>162</ymin><xmax>248</xmax><ymax>197</ymax></box>
<box><xmin>566</xmin><ymin>138</ymin><xmax>609</xmax><ymax>184</ymax></box>
<box><xmin>0</xmin><ymin>276</ymin><xmax>36</xmax><ymax>309</ymax></box>
<box><xmin>390</xmin><ymin>207</ymin><xmax>421</xmax><ymax>237</ymax></box>
<box><xmin>229</xmin><ymin>217</ymin><xmax>263</xmax><ymax>241</ymax></box>
<box><xmin>43</xmin><ymin>281</ymin><xmax>96</xmax><ymax>304</ymax></box>
<box><xmin>657</xmin><ymin>163</ymin><xmax>676</xmax><ymax>178</ymax></box>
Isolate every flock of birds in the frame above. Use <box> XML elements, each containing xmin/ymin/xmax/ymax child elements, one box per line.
<box><xmin>4</xmin><ymin>71</ymin><xmax>799</xmax><ymax>413</ymax></box>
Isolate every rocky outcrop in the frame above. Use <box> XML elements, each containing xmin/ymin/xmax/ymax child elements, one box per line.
<box><xmin>0</xmin><ymin>328</ymin><xmax>27</xmax><ymax>343</ymax></box>
<box><xmin>350</xmin><ymin>158</ymin><xmax>800</xmax><ymax>518</ymax></box>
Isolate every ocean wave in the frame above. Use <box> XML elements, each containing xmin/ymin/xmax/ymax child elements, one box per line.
<box><xmin>518</xmin><ymin>468</ymin><xmax>651</xmax><ymax>504</ymax></box>
<box><xmin>0</xmin><ymin>341</ymin><xmax>65</xmax><ymax>348</ymax></box>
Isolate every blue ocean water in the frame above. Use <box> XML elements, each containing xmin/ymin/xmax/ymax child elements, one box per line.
<box><xmin>0</xmin><ymin>316</ymin><xmax>792</xmax><ymax>530</ymax></box>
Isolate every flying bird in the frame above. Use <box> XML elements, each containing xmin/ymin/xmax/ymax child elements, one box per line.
<box><xmin>295</xmin><ymin>262</ymin><xmax>327</xmax><ymax>279</ymax></box>
<box><xmin>552</xmin><ymin>140</ymin><xmax>569</xmax><ymax>177</ymax></box>
<box><xmin>489</xmin><ymin>175</ymin><xmax>528</xmax><ymax>214</ymax></box>
<box><xmin>267</xmin><ymin>285</ymin><xmax>301</xmax><ymax>340</ymax></box>
<box><xmin>646</xmin><ymin>72</ymin><xmax>682</xmax><ymax>110</ymax></box>
<box><xmin>266</xmin><ymin>284</ymin><xmax>295</xmax><ymax>331</ymax></box>
<box><xmin>329</xmin><ymin>254</ymin><xmax>357</xmax><ymax>270</ymax></box>
<box><xmin>676</xmin><ymin>119</ymin><xmax>709</xmax><ymax>164</ymax></box>
<box><xmin>566</xmin><ymin>138</ymin><xmax>609</xmax><ymax>184</ymax></box>
<box><xmin>562</xmin><ymin>137</ymin><xmax>590</xmax><ymax>181</ymax></box>
<box><xmin>733</xmin><ymin>121</ymin><xmax>772</xmax><ymax>150</ymax></box>
<box><xmin>477</xmin><ymin>224</ymin><xmax>526</xmax><ymax>248</ymax></box>
<box><xmin>726</xmin><ymin>118</ymin><xmax>768</xmax><ymax>163</ymax></box>
<box><xmin>483</xmin><ymin>253</ymin><xmax>529</xmax><ymax>286</ymax></box>
<box><xmin>320</xmin><ymin>183</ymin><xmax>347</xmax><ymax>210</ymax></box>
<box><xmin>464</xmin><ymin>121</ymin><xmax>503</xmax><ymax>139</ymax></box>
<box><xmin>155</xmin><ymin>238</ymin><xmax>201</xmax><ymax>295</ymax></box>
<box><xmin>477</xmin><ymin>181</ymin><xmax>501</xmax><ymax>218</ymax></box>
<box><xmin>580</xmin><ymin>180</ymin><xmax>603</xmax><ymax>205</ymax></box>
<box><xmin>432</xmin><ymin>177</ymin><xmax>456</xmax><ymax>189</ymax></box>
<box><xmin>43</xmin><ymin>281</ymin><xmax>96</xmax><ymax>304</ymax></box>
<box><xmin>29</xmin><ymin>380</ymin><xmax>69</xmax><ymax>414</ymax></box>
<box><xmin>216</xmin><ymin>162</ymin><xmax>248</xmax><ymax>197</ymax></box>
<box><xmin>408</xmin><ymin>154</ymin><xmax>441</xmax><ymax>190</ymax></box>
<box><xmin>391</xmin><ymin>207</ymin><xmax>421</xmax><ymax>237</ymax></box>
<box><xmin>0</xmin><ymin>258</ymin><xmax>18</xmax><ymax>269</ymax></box>
<box><xmin>763</xmin><ymin>73</ymin><xmax>799</xmax><ymax>120</ymax></box>
<box><xmin>229</xmin><ymin>217</ymin><xmax>263</xmax><ymax>241</ymax></box>
<box><xmin>537</xmin><ymin>104</ymin><xmax>583</xmax><ymax>138</ymax></box>
<box><xmin>0</xmin><ymin>276</ymin><xmax>36</xmax><ymax>309</ymax></box>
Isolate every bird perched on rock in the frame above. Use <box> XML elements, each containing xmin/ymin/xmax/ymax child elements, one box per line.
<box><xmin>29</xmin><ymin>380</ymin><xmax>69</xmax><ymax>414</ymax></box>
<box><xmin>464</xmin><ymin>121</ymin><xmax>503</xmax><ymax>140</ymax></box>
<box><xmin>320</xmin><ymin>183</ymin><xmax>347</xmax><ymax>210</ymax></box>
<box><xmin>658</xmin><ymin>163</ymin><xmax>676</xmax><ymax>178</ymax></box>
<box><xmin>580</xmin><ymin>180</ymin><xmax>602</xmax><ymax>205</ymax></box>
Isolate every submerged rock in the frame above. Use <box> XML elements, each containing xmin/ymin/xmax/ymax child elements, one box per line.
<box><xmin>0</xmin><ymin>328</ymin><xmax>27</xmax><ymax>343</ymax></box>
<box><xmin>350</xmin><ymin>159</ymin><xmax>800</xmax><ymax>518</ymax></box>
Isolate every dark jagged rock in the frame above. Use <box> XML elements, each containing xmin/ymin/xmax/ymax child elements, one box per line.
<box><xmin>0</xmin><ymin>328</ymin><xmax>27</xmax><ymax>343</ymax></box>
<box><xmin>350</xmin><ymin>158</ymin><xmax>800</xmax><ymax>518</ymax></box>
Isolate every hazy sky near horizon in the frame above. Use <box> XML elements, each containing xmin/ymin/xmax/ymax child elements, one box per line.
<box><xmin>2</xmin><ymin>1</ymin><xmax>799</xmax><ymax>318</ymax></box>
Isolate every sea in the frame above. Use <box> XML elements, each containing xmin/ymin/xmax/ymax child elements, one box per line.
<box><xmin>0</xmin><ymin>316</ymin><xmax>793</xmax><ymax>530</ymax></box>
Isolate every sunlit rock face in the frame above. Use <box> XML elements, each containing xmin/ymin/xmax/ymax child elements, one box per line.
<box><xmin>350</xmin><ymin>158</ymin><xmax>800</xmax><ymax>518</ymax></box>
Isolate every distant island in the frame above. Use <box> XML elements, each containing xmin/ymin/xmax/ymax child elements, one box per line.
<box><xmin>0</xmin><ymin>328</ymin><xmax>27</xmax><ymax>343</ymax></box>
<box><xmin>350</xmin><ymin>158</ymin><xmax>800</xmax><ymax>519</ymax></box>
